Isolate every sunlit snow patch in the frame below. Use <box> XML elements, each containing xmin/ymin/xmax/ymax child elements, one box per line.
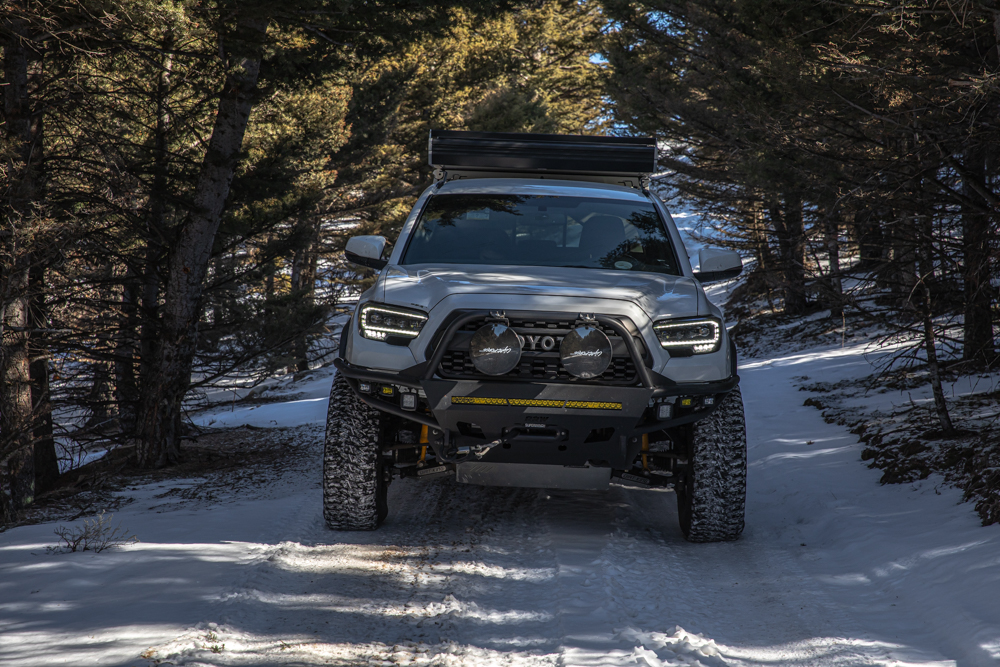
<box><xmin>617</xmin><ymin>627</ymin><xmax>727</xmax><ymax>667</ymax></box>
<box><xmin>147</xmin><ymin>624</ymin><xmax>562</xmax><ymax>666</ymax></box>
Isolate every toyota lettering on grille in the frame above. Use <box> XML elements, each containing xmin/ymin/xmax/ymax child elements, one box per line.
<box><xmin>522</xmin><ymin>335</ymin><xmax>559</xmax><ymax>351</ymax></box>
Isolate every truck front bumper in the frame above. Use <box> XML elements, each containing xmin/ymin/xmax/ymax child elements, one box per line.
<box><xmin>333</xmin><ymin>357</ymin><xmax>737</xmax><ymax>469</ymax></box>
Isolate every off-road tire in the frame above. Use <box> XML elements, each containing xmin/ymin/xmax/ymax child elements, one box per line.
<box><xmin>323</xmin><ymin>372</ymin><xmax>389</xmax><ymax>530</ymax></box>
<box><xmin>676</xmin><ymin>385</ymin><xmax>747</xmax><ymax>542</ymax></box>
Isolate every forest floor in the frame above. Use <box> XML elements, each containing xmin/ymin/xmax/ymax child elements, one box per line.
<box><xmin>2</xmin><ymin>300</ymin><xmax>1000</xmax><ymax>666</ymax></box>
<box><xmin>730</xmin><ymin>305</ymin><xmax>1000</xmax><ymax>527</ymax></box>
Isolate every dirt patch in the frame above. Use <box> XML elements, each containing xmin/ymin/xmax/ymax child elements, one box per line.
<box><xmin>797</xmin><ymin>367</ymin><xmax>1000</xmax><ymax>526</ymax></box>
<box><xmin>728</xmin><ymin>307</ymin><xmax>882</xmax><ymax>360</ymax></box>
<box><xmin>10</xmin><ymin>424</ymin><xmax>322</xmax><ymax>528</ymax></box>
<box><xmin>728</xmin><ymin>304</ymin><xmax>1000</xmax><ymax>526</ymax></box>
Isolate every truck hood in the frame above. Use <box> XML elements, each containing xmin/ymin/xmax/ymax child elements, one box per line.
<box><xmin>378</xmin><ymin>264</ymin><xmax>704</xmax><ymax>319</ymax></box>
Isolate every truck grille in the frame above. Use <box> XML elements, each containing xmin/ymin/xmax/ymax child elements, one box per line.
<box><xmin>435</xmin><ymin>316</ymin><xmax>644</xmax><ymax>385</ymax></box>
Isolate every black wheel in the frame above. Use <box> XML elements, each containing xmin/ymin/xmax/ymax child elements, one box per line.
<box><xmin>323</xmin><ymin>372</ymin><xmax>389</xmax><ymax>530</ymax></box>
<box><xmin>676</xmin><ymin>385</ymin><xmax>747</xmax><ymax>542</ymax></box>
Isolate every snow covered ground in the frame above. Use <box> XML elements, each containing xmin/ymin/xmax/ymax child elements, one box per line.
<box><xmin>3</xmin><ymin>338</ymin><xmax>1000</xmax><ymax>666</ymax></box>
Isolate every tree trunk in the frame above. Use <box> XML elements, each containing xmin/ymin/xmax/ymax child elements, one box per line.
<box><xmin>751</xmin><ymin>201</ymin><xmax>777</xmax><ymax>309</ymax></box>
<box><xmin>135</xmin><ymin>33</ymin><xmax>173</xmax><ymax>428</ymax></box>
<box><xmin>85</xmin><ymin>264</ymin><xmax>115</xmax><ymax>429</ymax></box>
<box><xmin>139</xmin><ymin>240</ymin><xmax>161</xmax><ymax>393</ymax></box>
<box><xmin>136</xmin><ymin>14</ymin><xmax>269</xmax><ymax>468</ymax></box>
<box><xmin>771</xmin><ymin>195</ymin><xmax>807</xmax><ymax>314</ymax></box>
<box><xmin>851</xmin><ymin>206</ymin><xmax>885</xmax><ymax>272</ymax></box>
<box><xmin>1</xmin><ymin>15</ymin><xmax>43</xmax><ymax>520</ymax></box>
<box><xmin>0</xmin><ymin>255</ymin><xmax>34</xmax><ymax>522</ymax></box>
<box><xmin>923</xmin><ymin>305</ymin><xmax>955</xmax><ymax>435</ymax></box>
<box><xmin>115</xmin><ymin>274</ymin><xmax>140</xmax><ymax>436</ymax></box>
<box><xmin>889</xmin><ymin>214</ymin><xmax>919</xmax><ymax>311</ymax></box>
<box><xmin>918</xmin><ymin>214</ymin><xmax>954</xmax><ymax>435</ymax></box>
<box><xmin>28</xmin><ymin>262</ymin><xmax>58</xmax><ymax>493</ymax></box>
<box><xmin>291</xmin><ymin>221</ymin><xmax>320</xmax><ymax>372</ymax></box>
<box><xmin>86</xmin><ymin>361</ymin><xmax>115</xmax><ymax>428</ymax></box>
<box><xmin>823</xmin><ymin>211</ymin><xmax>843</xmax><ymax>319</ymax></box>
<box><xmin>21</xmin><ymin>30</ymin><xmax>57</xmax><ymax>494</ymax></box>
<box><xmin>751</xmin><ymin>201</ymin><xmax>775</xmax><ymax>271</ymax></box>
<box><xmin>960</xmin><ymin>146</ymin><xmax>996</xmax><ymax>364</ymax></box>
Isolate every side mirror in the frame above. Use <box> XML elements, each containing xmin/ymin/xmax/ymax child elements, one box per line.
<box><xmin>345</xmin><ymin>235</ymin><xmax>389</xmax><ymax>270</ymax></box>
<box><xmin>692</xmin><ymin>248</ymin><xmax>742</xmax><ymax>283</ymax></box>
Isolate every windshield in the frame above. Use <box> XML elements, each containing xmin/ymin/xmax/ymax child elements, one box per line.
<box><xmin>400</xmin><ymin>194</ymin><xmax>681</xmax><ymax>275</ymax></box>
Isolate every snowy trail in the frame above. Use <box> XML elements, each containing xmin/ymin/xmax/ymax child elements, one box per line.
<box><xmin>2</xmin><ymin>344</ymin><xmax>1000</xmax><ymax>666</ymax></box>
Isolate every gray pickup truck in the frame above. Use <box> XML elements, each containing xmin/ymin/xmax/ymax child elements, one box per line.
<box><xmin>326</xmin><ymin>130</ymin><xmax>746</xmax><ymax>542</ymax></box>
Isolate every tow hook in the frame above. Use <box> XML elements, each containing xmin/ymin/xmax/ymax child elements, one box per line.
<box><xmin>456</xmin><ymin>439</ymin><xmax>503</xmax><ymax>460</ymax></box>
<box><xmin>435</xmin><ymin>429</ymin><xmax>502</xmax><ymax>462</ymax></box>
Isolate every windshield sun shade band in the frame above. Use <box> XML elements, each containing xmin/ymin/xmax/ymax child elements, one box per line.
<box><xmin>359</xmin><ymin>303</ymin><xmax>428</xmax><ymax>341</ymax></box>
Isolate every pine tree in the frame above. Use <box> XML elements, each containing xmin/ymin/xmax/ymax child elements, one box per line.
<box><xmin>602</xmin><ymin>0</ymin><xmax>1000</xmax><ymax>434</ymax></box>
<box><xmin>1</xmin><ymin>1</ymin><xmax>77</xmax><ymax>521</ymax></box>
<box><xmin>325</xmin><ymin>1</ymin><xmax>609</xmax><ymax>245</ymax></box>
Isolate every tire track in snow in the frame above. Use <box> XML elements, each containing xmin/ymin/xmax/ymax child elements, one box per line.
<box><xmin>143</xmin><ymin>430</ymin><xmax>331</xmax><ymax>664</ymax></box>
<box><xmin>144</xmin><ymin>425</ymin><xmax>961</xmax><ymax>667</ymax></box>
<box><xmin>356</xmin><ymin>479</ymin><xmax>561</xmax><ymax>665</ymax></box>
<box><xmin>611</xmin><ymin>487</ymin><xmax>890</xmax><ymax>666</ymax></box>
<box><xmin>153</xmin><ymin>467</ymin><xmax>565</xmax><ymax>666</ymax></box>
<box><xmin>537</xmin><ymin>484</ymin><xmax>923</xmax><ymax>667</ymax></box>
<box><xmin>539</xmin><ymin>486</ymin><xmax>735</xmax><ymax>667</ymax></box>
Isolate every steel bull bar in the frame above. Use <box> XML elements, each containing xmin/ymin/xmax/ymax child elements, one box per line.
<box><xmin>334</xmin><ymin>310</ymin><xmax>738</xmax><ymax>478</ymax></box>
<box><xmin>333</xmin><ymin>314</ymin><xmax>738</xmax><ymax>441</ymax></box>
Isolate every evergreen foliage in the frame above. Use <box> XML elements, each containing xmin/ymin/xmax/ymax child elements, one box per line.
<box><xmin>0</xmin><ymin>0</ymin><xmax>608</xmax><ymax>519</ymax></box>
<box><xmin>603</xmin><ymin>0</ymin><xmax>999</xmax><ymax>434</ymax></box>
<box><xmin>328</xmin><ymin>0</ymin><xmax>610</xmax><ymax>242</ymax></box>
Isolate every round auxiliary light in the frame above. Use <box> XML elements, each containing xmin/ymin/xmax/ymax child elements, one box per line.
<box><xmin>559</xmin><ymin>325</ymin><xmax>612</xmax><ymax>379</ymax></box>
<box><xmin>469</xmin><ymin>323</ymin><xmax>522</xmax><ymax>376</ymax></box>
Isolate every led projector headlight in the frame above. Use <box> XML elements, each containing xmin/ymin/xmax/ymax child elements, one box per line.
<box><xmin>359</xmin><ymin>303</ymin><xmax>427</xmax><ymax>341</ymax></box>
<box><xmin>653</xmin><ymin>317</ymin><xmax>721</xmax><ymax>354</ymax></box>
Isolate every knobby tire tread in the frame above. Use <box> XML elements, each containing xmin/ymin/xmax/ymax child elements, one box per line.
<box><xmin>679</xmin><ymin>385</ymin><xmax>747</xmax><ymax>542</ymax></box>
<box><xmin>323</xmin><ymin>372</ymin><xmax>385</xmax><ymax>530</ymax></box>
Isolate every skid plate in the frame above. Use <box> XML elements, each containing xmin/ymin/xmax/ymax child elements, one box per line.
<box><xmin>454</xmin><ymin>462</ymin><xmax>610</xmax><ymax>490</ymax></box>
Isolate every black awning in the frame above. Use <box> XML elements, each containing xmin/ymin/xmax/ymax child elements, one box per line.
<box><xmin>428</xmin><ymin>130</ymin><xmax>656</xmax><ymax>177</ymax></box>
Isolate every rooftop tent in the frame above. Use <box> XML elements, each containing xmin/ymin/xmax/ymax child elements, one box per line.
<box><xmin>428</xmin><ymin>130</ymin><xmax>657</xmax><ymax>184</ymax></box>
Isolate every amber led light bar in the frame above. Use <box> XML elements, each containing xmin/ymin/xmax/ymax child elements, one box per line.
<box><xmin>451</xmin><ymin>396</ymin><xmax>622</xmax><ymax>410</ymax></box>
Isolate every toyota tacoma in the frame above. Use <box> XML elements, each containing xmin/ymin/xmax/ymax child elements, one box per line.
<box><xmin>326</xmin><ymin>130</ymin><xmax>746</xmax><ymax>542</ymax></box>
